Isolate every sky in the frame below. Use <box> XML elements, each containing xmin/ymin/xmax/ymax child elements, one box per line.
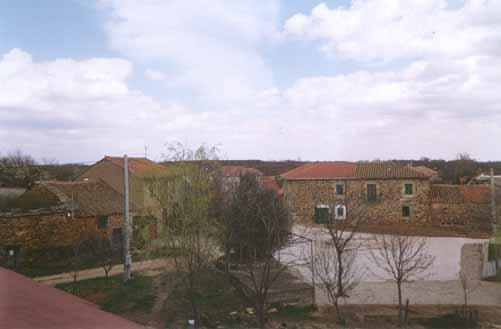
<box><xmin>1</xmin><ymin>0</ymin><xmax>500</xmax><ymax>163</ymax></box>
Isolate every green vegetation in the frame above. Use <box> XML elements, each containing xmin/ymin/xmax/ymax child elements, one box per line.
<box><xmin>162</xmin><ymin>268</ymin><xmax>249</xmax><ymax>328</ymax></box>
<box><xmin>56</xmin><ymin>274</ymin><xmax>155</xmax><ymax>314</ymax></box>
<box><xmin>272</xmin><ymin>304</ymin><xmax>317</xmax><ymax>320</ymax></box>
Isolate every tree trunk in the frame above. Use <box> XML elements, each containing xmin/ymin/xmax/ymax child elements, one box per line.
<box><xmin>463</xmin><ymin>290</ymin><xmax>468</xmax><ymax>318</ymax></box>
<box><xmin>256</xmin><ymin>300</ymin><xmax>266</xmax><ymax>329</ymax></box>
<box><xmin>336</xmin><ymin>247</ymin><xmax>344</xmax><ymax>297</ymax></box>
<box><xmin>397</xmin><ymin>282</ymin><xmax>403</xmax><ymax>326</ymax></box>
<box><xmin>333</xmin><ymin>297</ymin><xmax>342</xmax><ymax>323</ymax></box>
<box><xmin>190</xmin><ymin>296</ymin><xmax>200</xmax><ymax>328</ymax></box>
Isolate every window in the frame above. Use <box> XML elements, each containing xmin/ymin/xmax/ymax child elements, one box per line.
<box><xmin>402</xmin><ymin>206</ymin><xmax>411</xmax><ymax>218</ymax></box>
<box><xmin>96</xmin><ymin>215</ymin><xmax>109</xmax><ymax>229</ymax></box>
<box><xmin>335</xmin><ymin>205</ymin><xmax>346</xmax><ymax>220</ymax></box>
<box><xmin>336</xmin><ymin>184</ymin><xmax>344</xmax><ymax>195</ymax></box>
<box><xmin>314</xmin><ymin>206</ymin><xmax>330</xmax><ymax>224</ymax></box>
<box><xmin>367</xmin><ymin>184</ymin><xmax>377</xmax><ymax>202</ymax></box>
<box><xmin>404</xmin><ymin>183</ymin><xmax>414</xmax><ymax>195</ymax></box>
<box><xmin>112</xmin><ymin>228</ymin><xmax>123</xmax><ymax>250</ymax></box>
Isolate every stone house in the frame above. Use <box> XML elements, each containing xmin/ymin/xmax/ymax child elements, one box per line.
<box><xmin>430</xmin><ymin>184</ymin><xmax>491</xmax><ymax>234</ymax></box>
<box><xmin>0</xmin><ymin>180</ymin><xmax>139</xmax><ymax>266</ymax></box>
<box><xmin>76</xmin><ymin>156</ymin><xmax>170</xmax><ymax>215</ymax></box>
<box><xmin>280</xmin><ymin>162</ymin><xmax>494</xmax><ymax>235</ymax></box>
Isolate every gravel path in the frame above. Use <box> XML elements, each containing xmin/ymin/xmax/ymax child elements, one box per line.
<box><xmin>34</xmin><ymin>258</ymin><xmax>174</xmax><ymax>285</ymax></box>
<box><xmin>316</xmin><ymin>280</ymin><xmax>501</xmax><ymax>306</ymax></box>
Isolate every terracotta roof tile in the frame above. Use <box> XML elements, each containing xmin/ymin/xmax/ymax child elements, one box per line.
<box><xmin>431</xmin><ymin>184</ymin><xmax>490</xmax><ymax>204</ymax></box>
<box><xmin>280</xmin><ymin>162</ymin><xmax>356</xmax><ymax>180</ymax></box>
<box><xmin>460</xmin><ymin>185</ymin><xmax>490</xmax><ymax>203</ymax></box>
<box><xmin>103</xmin><ymin>156</ymin><xmax>170</xmax><ymax>177</ymax></box>
<box><xmin>411</xmin><ymin>165</ymin><xmax>439</xmax><ymax>177</ymax></box>
<box><xmin>280</xmin><ymin>162</ymin><xmax>427</xmax><ymax>180</ymax></box>
<box><xmin>431</xmin><ymin>185</ymin><xmax>464</xmax><ymax>203</ymax></box>
<box><xmin>354</xmin><ymin>162</ymin><xmax>429</xmax><ymax>179</ymax></box>
<box><xmin>260</xmin><ymin>176</ymin><xmax>283</xmax><ymax>196</ymax></box>
<box><xmin>38</xmin><ymin>180</ymin><xmax>138</xmax><ymax>216</ymax></box>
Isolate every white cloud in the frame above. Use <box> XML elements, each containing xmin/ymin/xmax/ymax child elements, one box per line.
<box><xmin>2</xmin><ymin>47</ymin><xmax>501</xmax><ymax>162</ymax></box>
<box><xmin>145</xmin><ymin>69</ymin><xmax>166</xmax><ymax>81</ymax></box>
<box><xmin>99</xmin><ymin>0</ymin><xmax>280</xmax><ymax>103</ymax></box>
<box><xmin>284</xmin><ymin>0</ymin><xmax>501</xmax><ymax>62</ymax></box>
<box><xmin>3</xmin><ymin>1</ymin><xmax>501</xmax><ymax>162</ymax></box>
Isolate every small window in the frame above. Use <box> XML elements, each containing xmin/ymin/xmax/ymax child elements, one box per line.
<box><xmin>314</xmin><ymin>206</ymin><xmax>330</xmax><ymax>224</ymax></box>
<box><xmin>402</xmin><ymin>206</ymin><xmax>411</xmax><ymax>218</ymax></box>
<box><xmin>335</xmin><ymin>205</ymin><xmax>346</xmax><ymax>220</ymax></box>
<box><xmin>97</xmin><ymin>215</ymin><xmax>109</xmax><ymax>229</ymax></box>
<box><xmin>336</xmin><ymin>184</ymin><xmax>344</xmax><ymax>195</ymax></box>
<box><xmin>404</xmin><ymin>183</ymin><xmax>414</xmax><ymax>195</ymax></box>
<box><xmin>111</xmin><ymin>228</ymin><xmax>123</xmax><ymax>250</ymax></box>
<box><xmin>367</xmin><ymin>184</ymin><xmax>377</xmax><ymax>202</ymax></box>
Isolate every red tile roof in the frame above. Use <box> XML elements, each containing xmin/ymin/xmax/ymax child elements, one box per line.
<box><xmin>103</xmin><ymin>156</ymin><xmax>170</xmax><ymax>177</ymax></box>
<box><xmin>36</xmin><ymin>180</ymin><xmax>139</xmax><ymax>216</ymax></box>
<box><xmin>355</xmin><ymin>162</ymin><xmax>429</xmax><ymax>179</ymax></box>
<box><xmin>0</xmin><ymin>268</ymin><xmax>144</xmax><ymax>329</ymax></box>
<box><xmin>460</xmin><ymin>185</ymin><xmax>490</xmax><ymax>203</ymax></box>
<box><xmin>260</xmin><ymin>176</ymin><xmax>283</xmax><ymax>196</ymax></box>
<box><xmin>431</xmin><ymin>184</ymin><xmax>490</xmax><ymax>204</ymax></box>
<box><xmin>280</xmin><ymin>162</ymin><xmax>428</xmax><ymax>180</ymax></box>
<box><xmin>280</xmin><ymin>162</ymin><xmax>356</xmax><ymax>180</ymax></box>
<box><xmin>411</xmin><ymin>165</ymin><xmax>439</xmax><ymax>177</ymax></box>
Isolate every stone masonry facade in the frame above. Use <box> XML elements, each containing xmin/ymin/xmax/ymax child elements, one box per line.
<box><xmin>282</xmin><ymin>178</ymin><xmax>432</xmax><ymax>226</ymax></box>
<box><xmin>0</xmin><ymin>211</ymin><xmax>123</xmax><ymax>250</ymax></box>
<box><xmin>280</xmin><ymin>162</ymin><xmax>494</xmax><ymax>236</ymax></box>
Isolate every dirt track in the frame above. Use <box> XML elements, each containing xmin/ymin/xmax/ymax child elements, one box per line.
<box><xmin>33</xmin><ymin>258</ymin><xmax>173</xmax><ymax>285</ymax></box>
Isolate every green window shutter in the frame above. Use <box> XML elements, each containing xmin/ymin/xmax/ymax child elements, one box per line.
<box><xmin>314</xmin><ymin>207</ymin><xmax>329</xmax><ymax>224</ymax></box>
<box><xmin>367</xmin><ymin>184</ymin><xmax>377</xmax><ymax>201</ymax></box>
<box><xmin>404</xmin><ymin>183</ymin><xmax>413</xmax><ymax>195</ymax></box>
<box><xmin>97</xmin><ymin>215</ymin><xmax>109</xmax><ymax>229</ymax></box>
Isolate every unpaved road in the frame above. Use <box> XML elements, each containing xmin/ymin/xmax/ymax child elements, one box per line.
<box><xmin>34</xmin><ymin>258</ymin><xmax>173</xmax><ymax>285</ymax></box>
<box><xmin>316</xmin><ymin>279</ymin><xmax>501</xmax><ymax>306</ymax></box>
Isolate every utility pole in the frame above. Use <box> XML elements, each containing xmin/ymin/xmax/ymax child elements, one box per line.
<box><xmin>123</xmin><ymin>155</ymin><xmax>132</xmax><ymax>282</ymax></box>
<box><xmin>491</xmin><ymin>168</ymin><xmax>497</xmax><ymax>235</ymax></box>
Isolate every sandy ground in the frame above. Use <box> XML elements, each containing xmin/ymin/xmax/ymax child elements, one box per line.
<box><xmin>315</xmin><ymin>279</ymin><xmax>501</xmax><ymax>306</ymax></box>
<box><xmin>282</xmin><ymin>225</ymin><xmax>489</xmax><ymax>281</ymax></box>
<box><xmin>280</xmin><ymin>225</ymin><xmax>500</xmax><ymax>306</ymax></box>
<box><xmin>34</xmin><ymin>258</ymin><xmax>173</xmax><ymax>285</ymax></box>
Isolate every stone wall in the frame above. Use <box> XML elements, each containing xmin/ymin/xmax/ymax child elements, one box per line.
<box><xmin>460</xmin><ymin>243</ymin><xmax>484</xmax><ymax>281</ymax></box>
<box><xmin>431</xmin><ymin>202</ymin><xmax>491</xmax><ymax>234</ymax></box>
<box><xmin>282</xmin><ymin>178</ymin><xmax>431</xmax><ymax>226</ymax></box>
<box><xmin>0</xmin><ymin>212</ymin><xmax>123</xmax><ymax>250</ymax></box>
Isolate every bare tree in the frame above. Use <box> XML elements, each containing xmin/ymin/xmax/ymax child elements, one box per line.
<box><xmin>221</xmin><ymin>174</ymin><xmax>291</xmax><ymax>328</ymax></box>
<box><xmin>0</xmin><ymin>150</ymin><xmax>42</xmax><ymax>187</ymax></box>
<box><xmin>86</xmin><ymin>236</ymin><xmax>120</xmax><ymax>283</ymax></box>
<box><xmin>68</xmin><ymin>238</ymin><xmax>89</xmax><ymax>293</ymax></box>
<box><xmin>317</xmin><ymin>200</ymin><xmax>367</xmax><ymax>321</ymax></box>
<box><xmin>458</xmin><ymin>269</ymin><xmax>478</xmax><ymax>319</ymax></box>
<box><xmin>311</xmin><ymin>238</ymin><xmax>362</xmax><ymax>322</ymax></box>
<box><xmin>148</xmin><ymin>143</ymin><xmax>221</xmax><ymax>328</ymax></box>
<box><xmin>369</xmin><ymin>233</ymin><xmax>435</xmax><ymax>326</ymax></box>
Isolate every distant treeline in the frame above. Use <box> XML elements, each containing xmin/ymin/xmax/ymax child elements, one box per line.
<box><xmin>2</xmin><ymin>150</ymin><xmax>501</xmax><ymax>189</ymax></box>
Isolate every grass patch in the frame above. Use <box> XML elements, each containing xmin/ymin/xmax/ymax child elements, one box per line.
<box><xmin>418</xmin><ymin>312</ymin><xmax>478</xmax><ymax>329</ymax></box>
<box><xmin>162</xmin><ymin>269</ymin><xmax>250</xmax><ymax>328</ymax></box>
<box><xmin>274</xmin><ymin>304</ymin><xmax>317</xmax><ymax>320</ymax></box>
<box><xmin>56</xmin><ymin>274</ymin><xmax>156</xmax><ymax>315</ymax></box>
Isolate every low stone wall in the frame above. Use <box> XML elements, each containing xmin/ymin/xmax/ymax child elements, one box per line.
<box><xmin>460</xmin><ymin>243</ymin><xmax>484</xmax><ymax>281</ymax></box>
<box><xmin>432</xmin><ymin>203</ymin><xmax>491</xmax><ymax>235</ymax></box>
<box><xmin>0</xmin><ymin>212</ymin><xmax>123</xmax><ymax>249</ymax></box>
